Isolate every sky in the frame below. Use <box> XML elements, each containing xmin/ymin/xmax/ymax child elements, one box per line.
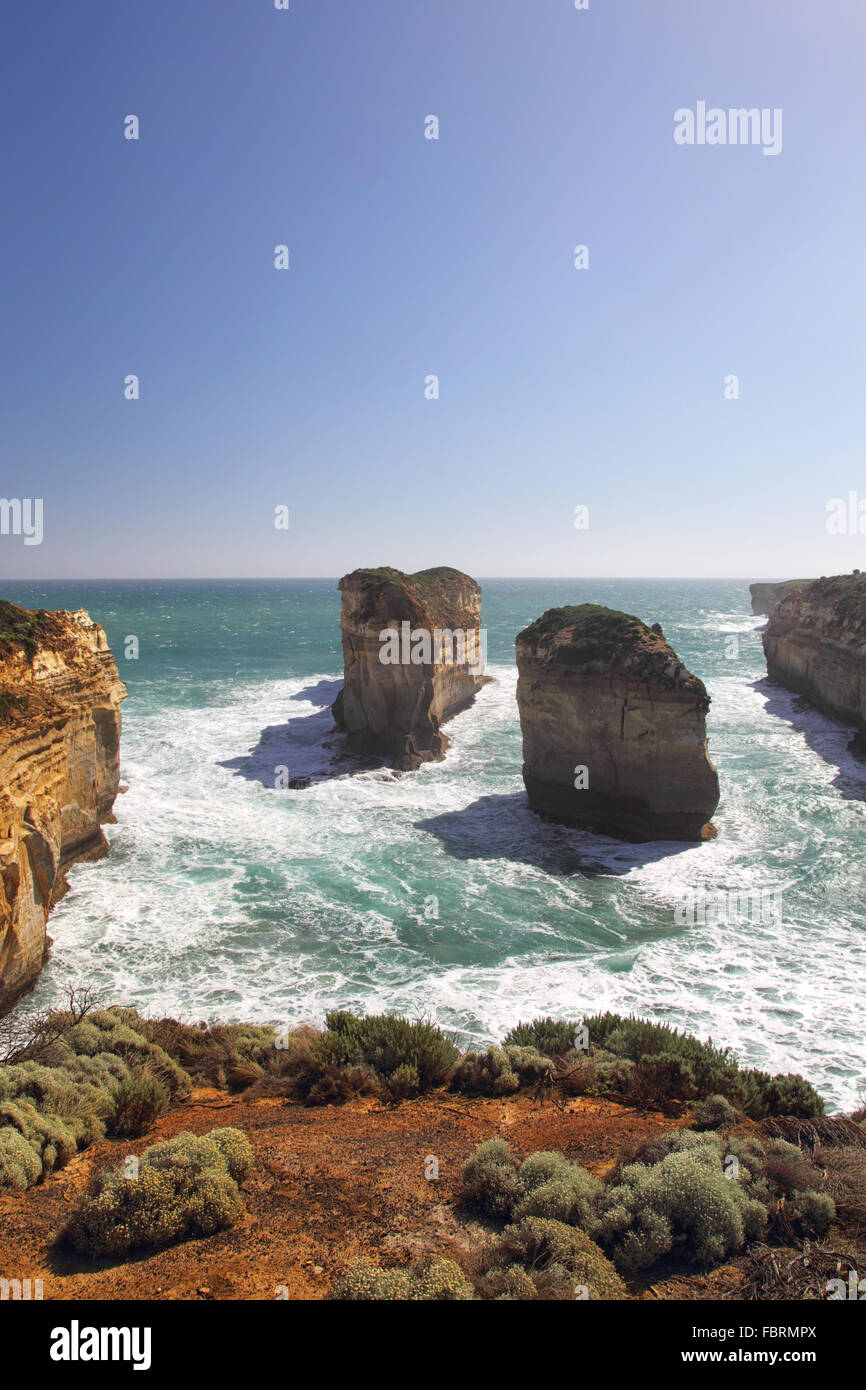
<box><xmin>1</xmin><ymin>0</ymin><xmax>865</xmax><ymax>580</ymax></box>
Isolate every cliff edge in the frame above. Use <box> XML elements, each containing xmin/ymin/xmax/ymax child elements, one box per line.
<box><xmin>0</xmin><ymin>602</ymin><xmax>126</xmax><ymax>1013</ymax></box>
<box><xmin>516</xmin><ymin>604</ymin><xmax>720</xmax><ymax>841</ymax></box>
<box><xmin>750</xmin><ymin>580</ymin><xmax>815</xmax><ymax>617</ymax></box>
<box><xmin>762</xmin><ymin>575</ymin><xmax>866</xmax><ymax>751</ymax></box>
<box><xmin>332</xmin><ymin>567</ymin><xmax>488</xmax><ymax>770</ymax></box>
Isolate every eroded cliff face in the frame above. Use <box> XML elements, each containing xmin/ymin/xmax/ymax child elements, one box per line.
<box><xmin>516</xmin><ymin>605</ymin><xmax>720</xmax><ymax>842</ymax></box>
<box><xmin>750</xmin><ymin>580</ymin><xmax>815</xmax><ymax>617</ymax></box>
<box><xmin>0</xmin><ymin>604</ymin><xmax>126</xmax><ymax>1013</ymax></box>
<box><xmin>762</xmin><ymin>576</ymin><xmax>866</xmax><ymax>746</ymax></box>
<box><xmin>332</xmin><ymin>567</ymin><xmax>488</xmax><ymax>770</ymax></box>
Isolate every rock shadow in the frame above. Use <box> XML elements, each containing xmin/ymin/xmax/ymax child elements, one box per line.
<box><xmin>415</xmin><ymin>793</ymin><xmax>702</xmax><ymax>878</ymax></box>
<box><xmin>755</xmin><ymin>678</ymin><xmax>866</xmax><ymax>802</ymax></box>
<box><xmin>219</xmin><ymin>678</ymin><xmax>393</xmax><ymax>788</ymax></box>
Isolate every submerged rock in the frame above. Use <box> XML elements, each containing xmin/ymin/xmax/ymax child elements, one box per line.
<box><xmin>762</xmin><ymin>574</ymin><xmax>866</xmax><ymax>754</ymax></box>
<box><xmin>0</xmin><ymin>603</ymin><xmax>126</xmax><ymax>1012</ymax></box>
<box><xmin>333</xmin><ymin>567</ymin><xmax>489</xmax><ymax>771</ymax></box>
<box><xmin>515</xmin><ymin>604</ymin><xmax>720</xmax><ymax>842</ymax></box>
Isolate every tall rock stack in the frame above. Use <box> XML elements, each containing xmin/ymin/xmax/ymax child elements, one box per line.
<box><xmin>0</xmin><ymin>603</ymin><xmax>126</xmax><ymax>1013</ymax></box>
<box><xmin>333</xmin><ymin>566</ymin><xmax>488</xmax><ymax>770</ymax></box>
<box><xmin>516</xmin><ymin>604</ymin><xmax>720</xmax><ymax>842</ymax></box>
<box><xmin>762</xmin><ymin>574</ymin><xmax>866</xmax><ymax>752</ymax></box>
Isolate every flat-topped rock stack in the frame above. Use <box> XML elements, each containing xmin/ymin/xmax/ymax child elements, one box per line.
<box><xmin>332</xmin><ymin>566</ymin><xmax>489</xmax><ymax>771</ymax></box>
<box><xmin>515</xmin><ymin>604</ymin><xmax>720</xmax><ymax>842</ymax></box>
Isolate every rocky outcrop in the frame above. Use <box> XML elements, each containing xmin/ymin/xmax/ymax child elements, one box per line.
<box><xmin>762</xmin><ymin>575</ymin><xmax>866</xmax><ymax>751</ymax></box>
<box><xmin>332</xmin><ymin>567</ymin><xmax>488</xmax><ymax>770</ymax></box>
<box><xmin>750</xmin><ymin>580</ymin><xmax>815</xmax><ymax>616</ymax></box>
<box><xmin>516</xmin><ymin>605</ymin><xmax>720</xmax><ymax>842</ymax></box>
<box><xmin>0</xmin><ymin>603</ymin><xmax>126</xmax><ymax>1013</ymax></box>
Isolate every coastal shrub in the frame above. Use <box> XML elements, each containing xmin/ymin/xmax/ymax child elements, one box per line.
<box><xmin>817</xmin><ymin>1146</ymin><xmax>866</xmax><ymax>1233</ymax></box>
<box><xmin>61</xmin><ymin>1128</ymin><xmax>251</xmax><ymax>1258</ymax></box>
<box><xmin>460</xmin><ymin>1138</ymin><xmax>523</xmax><ymax>1218</ymax></box>
<box><xmin>478</xmin><ymin>1264</ymin><xmax>539</xmax><ymax>1300</ymax></box>
<box><xmin>738</xmin><ymin>1070</ymin><xmax>825</xmax><ymax>1121</ymax></box>
<box><xmin>306</xmin><ymin>1012</ymin><xmax>460</xmax><ymax>1096</ymax></box>
<box><xmin>692</xmin><ymin>1094</ymin><xmax>738</xmax><ymax>1131</ymax></box>
<box><xmin>592</xmin><ymin>1058</ymin><xmax>635</xmax><ymax>1094</ymax></box>
<box><xmin>333</xmin><ymin>1257</ymin><xmax>473</xmax><ymax>1301</ymax></box>
<box><xmin>460</xmin><ymin>1139</ymin><xmax>601</xmax><ymax>1229</ymax></box>
<box><xmin>629</xmin><ymin>1052</ymin><xmax>697</xmax><ymax>1106</ymax></box>
<box><xmin>0</xmin><ymin>1126</ymin><xmax>44</xmax><ymax>1190</ymax></box>
<box><xmin>503</xmin><ymin>1046</ymin><xmax>556</xmax><ymax>1087</ymax></box>
<box><xmin>502</xmin><ymin>1017</ymin><xmax>580</xmax><ymax>1058</ymax></box>
<box><xmin>582</xmin><ymin>1012</ymin><xmax>825</xmax><ymax>1119</ymax></box>
<box><xmin>387</xmin><ymin>1063</ymin><xmax>420</xmax><ymax>1102</ymax></box>
<box><xmin>111</xmin><ymin>1072</ymin><xmax>169</xmax><ymax>1137</ymax></box>
<box><xmin>125</xmin><ymin>1015</ymin><xmax>277</xmax><ymax>1092</ymax></box>
<box><xmin>453</xmin><ymin>1047</ymin><xmax>519</xmax><ymax>1097</ymax></box>
<box><xmin>594</xmin><ymin>1132</ymin><xmax>767</xmax><ymax>1272</ymax></box>
<box><xmin>513</xmin><ymin>1151</ymin><xmax>601</xmax><ymax>1228</ymax></box>
<box><xmin>206</xmin><ymin>1126</ymin><xmax>254</xmax><ymax>1183</ymax></box>
<box><xmin>407</xmin><ymin>1257</ymin><xmax>475</xmax><ymax>1301</ymax></box>
<box><xmin>0</xmin><ymin>1003</ymin><xmax>200</xmax><ymax>1193</ymax></box>
<box><xmin>332</xmin><ymin>1262</ymin><xmax>410</xmax><ymax>1300</ymax></box>
<box><xmin>489</xmin><ymin>1217</ymin><xmax>627</xmax><ymax>1301</ymax></box>
<box><xmin>585</xmin><ymin>1013</ymin><xmax>738</xmax><ymax>1099</ymax></box>
<box><xmin>305</xmin><ymin>1062</ymin><xmax>383</xmax><ymax>1107</ymax></box>
<box><xmin>453</xmin><ymin>1044</ymin><xmax>555</xmax><ymax>1096</ymax></box>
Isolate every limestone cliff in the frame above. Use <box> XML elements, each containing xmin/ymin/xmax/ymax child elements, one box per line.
<box><xmin>332</xmin><ymin>567</ymin><xmax>488</xmax><ymax>770</ymax></box>
<box><xmin>0</xmin><ymin>603</ymin><xmax>126</xmax><ymax>1013</ymax></box>
<box><xmin>762</xmin><ymin>575</ymin><xmax>866</xmax><ymax>749</ymax></box>
<box><xmin>750</xmin><ymin>580</ymin><xmax>815</xmax><ymax>616</ymax></box>
<box><xmin>516</xmin><ymin>605</ymin><xmax>720</xmax><ymax>842</ymax></box>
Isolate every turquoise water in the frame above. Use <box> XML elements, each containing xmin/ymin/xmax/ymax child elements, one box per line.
<box><xmin>5</xmin><ymin>579</ymin><xmax>865</xmax><ymax>1111</ymax></box>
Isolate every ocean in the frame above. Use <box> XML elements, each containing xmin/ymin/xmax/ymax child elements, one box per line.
<box><xmin>5</xmin><ymin>578</ymin><xmax>865</xmax><ymax>1112</ymax></box>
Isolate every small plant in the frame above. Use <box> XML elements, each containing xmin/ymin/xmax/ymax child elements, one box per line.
<box><xmin>513</xmin><ymin>1151</ymin><xmax>601</xmax><ymax>1228</ymax></box>
<box><xmin>629</xmin><ymin>1052</ymin><xmax>696</xmax><ymax>1106</ymax></box>
<box><xmin>453</xmin><ymin>1047</ymin><xmax>519</xmax><ymax>1097</ymax></box>
<box><xmin>387</xmin><ymin>1063</ymin><xmax>419</xmax><ymax>1102</ymax></box>
<box><xmin>692</xmin><ymin>1094</ymin><xmax>738</xmax><ymax>1131</ymax></box>
<box><xmin>60</xmin><ymin>1127</ymin><xmax>252</xmax><ymax>1258</ymax></box>
<box><xmin>460</xmin><ymin>1138</ymin><xmax>523</xmax><ymax>1218</ymax></box>
<box><xmin>594</xmin><ymin>1132</ymin><xmax>767</xmax><ymax>1272</ymax></box>
<box><xmin>308</xmin><ymin>1012</ymin><xmax>459</xmax><ymax>1097</ymax></box>
<box><xmin>333</xmin><ymin>1256</ymin><xmax>473</xmax><ymax>1301</ymax></box>
<box><xmin>488</xmin><ymin>1217</ymin><xmax>627</xmax><ymax>1300</ymax></box>
<box><xmin>502</xmin><ymin>1017</ymin><xmax>580</xmax><ymax>1057</ymax></box>
<box><xmin>111</xmin><ymin>1071</ymin><xmax>169</xmax><ymax>1138</ymax></box>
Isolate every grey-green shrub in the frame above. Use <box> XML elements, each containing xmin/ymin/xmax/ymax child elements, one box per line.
<box><xmin>453</xmin><ymin>1047</ymin><xmax>519</xmax><ymax>1097</ymax></box>
<box><xmin>111</xmin><ymin>1072</ymin><xmax>169</xmax><ymax>1138</ymax></box>
<box><xmin>502</xmin><ymin>1017</ymin><xmax>580</xmax><ymax>1057</ymax></box>
<box><xmin>61</xmin><ymin>1127</ymin><xmax>251</xmax><ymax>1258</ymax></box>
<box><xmin>460</xmin><ymin>1137</ymin><xmax>524</xmax><ymax>1217</ymax></box>
<box><xmin>207</xmin><ymin>1126</ymin><xmax>254</xmax><ymax>1183</ymax></box>
<box><xmin>513</xmin><ymin>1151</ymin><xmax>601</xmax><ymax>1228</ymax></box>
<box><xmin>692</xmin><ymin>1094</ymin><xmax>738</xmax><ymax>1131</ymax></box>
<box><xmin>333</xmin><ymin>1257</ymin><xmax>473</xmax><ymax>1301</ymax></box>
<box><xmin>594</xmin><ymin>1133</ymin><xmax>767</xmax><ymax>1272</ymax></box>
<box><xmin>0</xmin><ymin>1006</ymin><xmax>194</xmax><ymax>1192</ymax></box>
<box><xmin>490</xmin><ymin>1217</ymin><xmax>627</xmax><ymax>1300</ymax></box>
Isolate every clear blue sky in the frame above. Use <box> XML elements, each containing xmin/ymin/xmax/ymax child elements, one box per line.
<box><xmin>1</xmin><ymin>0</ymin><xmax>864</xmax><ymax>580</ymax></box>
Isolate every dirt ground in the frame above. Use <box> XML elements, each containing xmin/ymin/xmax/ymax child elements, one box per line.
<box><xmin>0</xmin><ymin>1087</ymin><xmax>720</xmax><ymax>1301</ymax></box>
